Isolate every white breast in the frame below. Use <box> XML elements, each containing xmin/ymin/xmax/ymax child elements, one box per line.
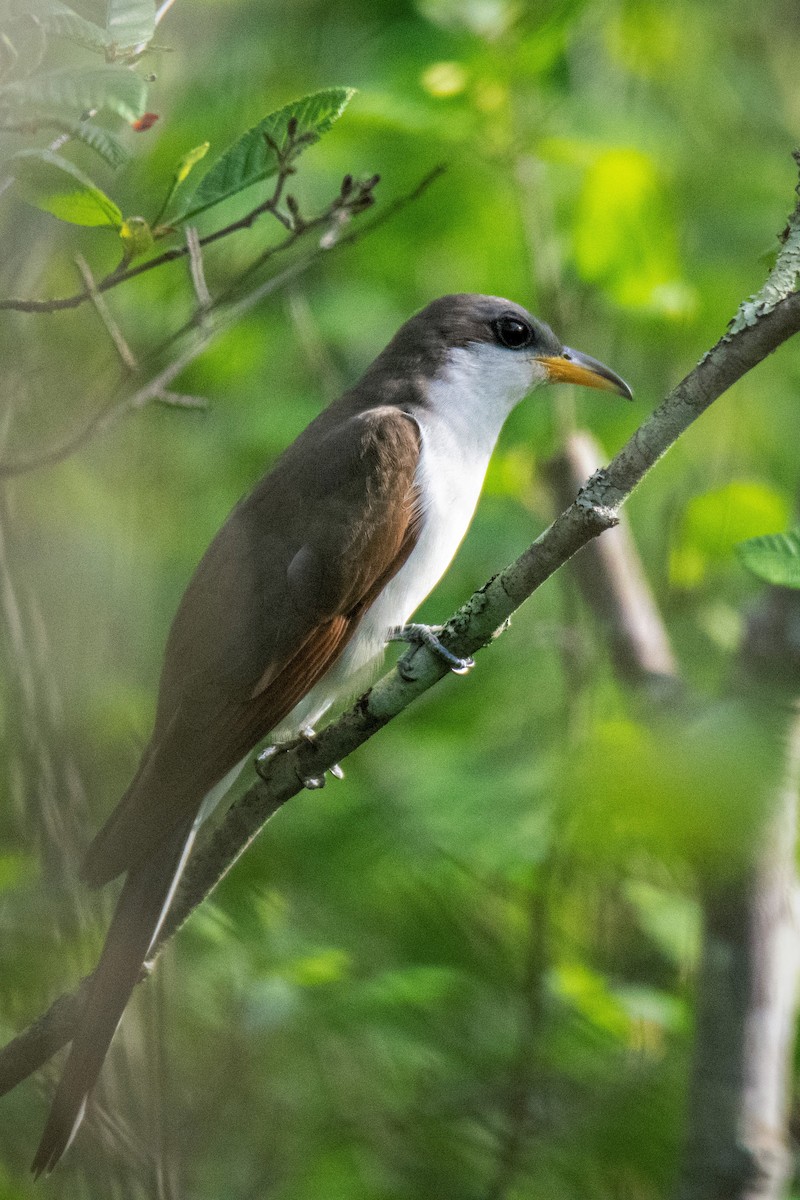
<box><xmin>280</xmin><ymin>342</ymin><xmax>538</xmax><ymax>735</ymax></box>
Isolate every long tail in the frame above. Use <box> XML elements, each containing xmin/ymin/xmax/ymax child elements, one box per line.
<box><xmin>31</xmin><ymin>817</ymin><xmax>195</xmax><ymax>1177</ymax></box>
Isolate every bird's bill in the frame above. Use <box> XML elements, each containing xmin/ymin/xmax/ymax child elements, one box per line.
<box><xmin>536</xmin><ymin>348</ymin><xmax>633</xmax><ymax>401</ymax></box>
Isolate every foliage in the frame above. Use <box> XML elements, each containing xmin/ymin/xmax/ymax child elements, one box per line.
<box><xmin>738</xmin><ymin>527</ymin><xmax>800</xmax><ymax>589</ymax></box>
<box><xmin>11</xmin><ymin>148</ymin><xmax>124</xmax><ymax>226</ymax></box>
<box><xmin>176</xmin><ymin>88</ymin><xmax>355</xmax><ymax>220</ymax></box>
<box><xmin>1</xmin><ymin>1</ymin><xmax>799</xmax><ymax>1198</ymax></box>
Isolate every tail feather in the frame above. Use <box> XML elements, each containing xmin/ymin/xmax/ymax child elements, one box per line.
<box><xmin>31</xmin><ymin>818</ymin><xmax>195</xmax><ymax>1177</ymax></box>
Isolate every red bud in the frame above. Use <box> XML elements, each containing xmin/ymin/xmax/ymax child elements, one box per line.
<box><xmin>131</xmin><ymin>112</ymin><xmax>159</xmax><ymax>132</ymax></box>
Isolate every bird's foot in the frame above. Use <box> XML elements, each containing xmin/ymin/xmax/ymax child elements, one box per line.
<box><xmin>299</xmin><ymin>727</ymin><xmax>344</xmax><ymax>786</ymax></box>
<box><xmin>256</xmin><ymin>727</ymin><xmax>344</xmax><ymax>791</ymax></box>
<box><xmin>388</xmin><ymin>623</ymin><xmax>475</xmax><ymax>675</ymax></box>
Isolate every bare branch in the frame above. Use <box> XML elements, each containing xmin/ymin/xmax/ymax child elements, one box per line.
<box><xmin>153</xmin><ymin>389</ymin><xmax>208</xmax><ymax>410</ymax></box>
<box><xmin>544</xmin><ymin>431</ymin><xmax>678</xmax><ymax>688</ymax></box>
<box><xmin>183</xmin><ymin>227</ymin><xmax>212</xmax><ymax>316</ymax></box>
<box><xmin>75</xmin><ymin>256</ymin><xmax>138</xmax><ymax>373</ymax></box>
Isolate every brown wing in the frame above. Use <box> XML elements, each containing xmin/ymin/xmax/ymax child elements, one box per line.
<box><xmin>82</xmin><ymin>406</ymin><xmax>422</xmax><ymax>886</ymax></box>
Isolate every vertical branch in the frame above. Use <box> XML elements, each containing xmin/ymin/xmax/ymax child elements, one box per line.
<box><xmin>676</xmin><ymin>591</ymin><xmax>800</xmax><ymax>1200</ymax></box>
<box><xmin>548</xmin><ymin>433</ymin><xmax>800</xmax><ymax>1200</ymax></box>
<box><xmin>544</xmin><ymin>431</ymin><xmax>679</xmax><ymax>689</ymax></box>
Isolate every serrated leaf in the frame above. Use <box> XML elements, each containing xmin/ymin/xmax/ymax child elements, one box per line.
<box><xmin>106</xmin><ymin>0</ymin><xmax>155</xmax><ymax>52</ymax></box>
<box><xmin>0</xmin><ymin>108</ymin><xmax>128</xmax><ymax>166</ymax></box>
<box><xmin>72</xmin><ymin>118</ymin><xmax>128</xmax><ymax>166</ymax></box>
<box><xmin>12</xmin><ymin>148</ymin><xmax>123</xmax><ymax>227</ymax></box>
<box><xmin>736</xmin><ymin>527</ymin><xmax>800</xmax><ymax>589</ymax></box>
<box><xmin>178</xmin><ymin>87</ymin><xmax>355</xmax><ymax>221</ymax></box>
<box><xmin>2</xmin><ymin>0</ymin><xmax>110</xmax><ymax>51</ymax></box>
<box><xmin>0</xmin><ymin>66</ymin><xmax>146</xmax><ymax>121</ymax></box>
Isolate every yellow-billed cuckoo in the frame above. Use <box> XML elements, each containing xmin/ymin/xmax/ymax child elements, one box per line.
<box><xmin>31</xmin><ymin>294</ymin><xmax>631</xmax><ymax>1173</ymax></box>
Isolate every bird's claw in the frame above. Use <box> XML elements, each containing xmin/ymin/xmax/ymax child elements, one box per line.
<box><xmin>389</xmin><ymin>622</ymin><xmax>475</xmax><ymax>675</ymax></box>
<box><xmin>299</xmin><ymin>726</ymin><xmax>344</xmax><ymax>786</ymax></box>
<box><xmin>299</xmin><ymin>772</ymin><xmax>326</xmax><ymax>790</ymax></box>
<box><xmin>256</xmin><ymin>729</ymin><xmax>344</xmax><ymax>790</ymax></box>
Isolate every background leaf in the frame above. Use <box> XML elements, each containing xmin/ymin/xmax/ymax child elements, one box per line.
<box><xmin>177</xmin><ymin>87</ymin><xmax>355</xmax><ymax>220</ymax></box>
<box><xmin>670</xmin><ymin>481</ymin><xmax>790</xmax><ymax>588</ymax></box>
<box><xmin>70</xmin><ymin>118</ymin><xmax>129</xmax><ymax>167</ymax></box>
<box><xmin>175</xmin><ymin>141</ymin><xmax>210</xmax><ymax>185</ymax></box>
<box><xmin>2</xmin><ymin>0</ymin><xmax>110</xmax><ymax>52</ymax></box>
<box><xmin>736</xmin><ymin>528</ymin><xmax>800</xmax><ymax>588</ymax></box>
<box><xmin>0</xmin><ymin>65</ymin><xmax>146</xmax><ymax>122</ymax></box>
<box><xmin>0</xmin><ymin>111</ymin><xmax>128</xmax><ymax>166</ymax></box>
<box><xmin>105</xmin><ymin>0</ymin><xmax>156</xmax><ymax>52</ymax></box>
<box><xmin>12</xmin><ymin>148</ymin><xmax>123</xmax><ymax>227</ymax></box>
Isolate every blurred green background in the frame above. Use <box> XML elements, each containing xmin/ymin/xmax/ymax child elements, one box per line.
<box><xmin>1</xmin><ymin>0</ymin><xmax>800</xmax><ymax>1196</ymax></box>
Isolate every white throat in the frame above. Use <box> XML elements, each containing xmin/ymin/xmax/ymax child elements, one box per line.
<box><xmin>424</xmin><ymin>341</ymin><xmax>544</xmax><ymax>448</ymax></box>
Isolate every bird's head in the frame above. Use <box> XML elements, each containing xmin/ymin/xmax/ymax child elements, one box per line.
<box><xmin>391</xmin><ymin>294</ymin><xmax>632</xmax><ymax>417</ymax></box>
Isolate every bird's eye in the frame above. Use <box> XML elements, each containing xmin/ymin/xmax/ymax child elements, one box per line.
<box><xmin>493</xmin><ymin>316</ymin><xmax>533</xmax><ymax>350</ymax></box>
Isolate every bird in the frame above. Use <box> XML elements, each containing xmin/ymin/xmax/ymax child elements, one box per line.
<box><xmin>28</xmin><ymin>293</ymin><xmax>631</xmax><ymax>1173</ymax></box>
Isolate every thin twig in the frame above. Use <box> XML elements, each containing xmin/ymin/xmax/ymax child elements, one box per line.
<box><xmin>184</xmin><ymin>227</ymin><xmax>211</xmax><ymax>315</ymax></box>
<box><xmin>0</xmin><ymin>169</ymin><xmax>445</xmax><ymax>480</ymax></box>
<box><xmin>154</xmin><ymin>390</ymin><xmax>207</xmax><ymax>410</ymax></box>
<box><xmin>0</xmin><ymin>147</ymin><xmax>395</xmax><ymax>315</ymax></box>
<box><xmin>155</xmin><ymin>166</ymin><xmax>440</xmax><ymax>360</ymax></box>
<box><xmin>0</xmin><ymin>256</ymin><xmax>307</xmax><ymax>479</ymax></box>
<box><xmin>155</xmin><ymin>0</ymin><xmax>179</xmax><ymax>26</ymax></box>
<box><xmin>75</xmin><ymin>255</ymin><xmax>138</xmax><ymax>372</ymax></box>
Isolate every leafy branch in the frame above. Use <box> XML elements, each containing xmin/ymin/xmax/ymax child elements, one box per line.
<box><xmin>0</xmin><ymin>163</ymin><xmax>445</xmax><ymax>480</ymax></box>
<box><xmin>1</xmin><ymin>87</ymin><xmax>363</xmax><ymax>312</ymax></box>
<box><xmin>1</xmin><ymin>158</ymin><xmax>800</xmax><ymax>1097</ymax></box>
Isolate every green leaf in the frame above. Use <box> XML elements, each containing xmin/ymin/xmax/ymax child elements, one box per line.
<box><xmin>71</xmin><ymin>118</ymin><xmax>129</xmax><ymax>167</ymax></box>
<box><xmin>2</xmin><ymin>0</ymin><xmax>110</xmax><ymax>51</ymax></box>
<box><xmin>106</xmin><ymin>0</ymin><xmax>156</xmax><ymax>52</ymax></box>
<box><xmin>0</xmin><ymin>108</ymin><xmax>129</xmax><ymax>167</ymax></box>
<box><xmin>736</xmin><ymin>527</ymin><xmax>800</xmax><ymax>589</ymax></box>
<box><xmin>177</xmin><ymin>87</ymin><xmax>355</xmax><ymax>221</ymax></box>
<box><xmin>152</xmin><ymin>141</ymin><xmax>210</xmax><ymax>227</ymax></box>
<box><xmin>0</xmin><ymin>66</ymin><xmax>146</xmax><ymax>122</ymax></box>
<box><xmin>12</xmin><ymin>149</ymin><xmax>123</xmax><ymax>227</ymax></box>
<box><xmin>175</xmin><ymin>140</ymin><xmax>210</xmax><ymax>185</ymax></box>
